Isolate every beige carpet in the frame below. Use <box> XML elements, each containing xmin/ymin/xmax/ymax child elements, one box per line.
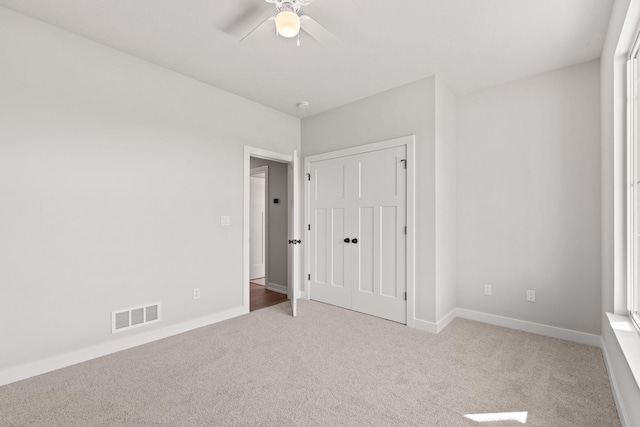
<box><xmin>0</xmin><ymin>300</ymin><xmax>620</xmax><ymax>426</ymax></box>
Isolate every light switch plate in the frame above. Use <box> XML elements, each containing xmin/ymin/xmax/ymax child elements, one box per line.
<box><xmin>221</xmin><ymin>216</ymin><xmax>231</xmax><ymax>226</ymax></box>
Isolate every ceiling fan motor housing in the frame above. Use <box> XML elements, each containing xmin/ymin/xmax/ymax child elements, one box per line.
<box><xmin>276</xmin><ymin>0</ymin><xmax>300</xmax><ymax>13</ymax></box>
<box><xmin>267</xmin><ymin>0</ymin><xmax>314</xmax><ymax>13</ymax></box>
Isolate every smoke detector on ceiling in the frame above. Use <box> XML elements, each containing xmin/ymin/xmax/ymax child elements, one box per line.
<box><xmin>297</xmin><ymin>101</ymin><xmax>310</xmax><ymax>109</ymax></box>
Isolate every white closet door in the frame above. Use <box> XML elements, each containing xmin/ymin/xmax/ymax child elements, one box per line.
<box><xmin>308</xmin><ymin>145</ymin><xmax>407</xmax><ymax>324</ymax></box>
<box><xmin>350</xmin><ymin>146</ymin><xmax>406</xmax><ymax>323</ymax></box>
<box><xmin>308</xmin><ymin>156</ymin><xmax>352</xmax><ymax>309</ymax></box>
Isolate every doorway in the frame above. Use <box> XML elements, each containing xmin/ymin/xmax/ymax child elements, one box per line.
<box><xmin>249</xmin><ymin>160</ymin><xmax>288</xmax><ymax>311</ymax></box>
<box><xmin>243</xmin><ymin>146</ymin><xmax>301</xmax><ymax>316</ymax></box>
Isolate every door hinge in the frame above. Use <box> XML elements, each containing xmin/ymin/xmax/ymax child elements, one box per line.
<box><xmin>404</xmin><ymin>226</ymin><xmax>407</xmax><ymax>235</ymax></box>
<box><xmin>404</xmin><ymin>292</ymin><xmax>407</xmax><ymax>301</ymax></box>
<box><xmin>308</xmin><ymin>274</ymin><xmax>311</xmax><ymax>280</ymax></box>
<box><xmin>308</xmin><ymin>224</ymin><xmax>311</xmax><ymax>231</ymax></box>
<box><xmin>307</xmin><ymin>173</ymin><xmax>311</xmax><ymax>181</ymax></box>
<box><xmin>401</xmin><ymin>159</ymin><xmax>407</xmax><ymax>169</ymax></box>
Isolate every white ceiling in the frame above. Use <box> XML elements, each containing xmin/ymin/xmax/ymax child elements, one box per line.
<box><xmin>0</xmin><ymin>0</ymin><xmax>613</xmax><ymax>118</ymax></box>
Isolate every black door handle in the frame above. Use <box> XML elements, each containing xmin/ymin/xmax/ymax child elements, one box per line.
<box><xmin>352</xmin><ymin>238</ymin><xmax>358</xmax><ymax>244</ymax></box>
<box><xmin>344</xmin><ymin>238</ymin><xmax>350</xmax><ymax>243</ymax></box>
<box><xmin>288</xmin><ymin>240</ymin><xmax>302</xmax><ymax>244</ymax></box>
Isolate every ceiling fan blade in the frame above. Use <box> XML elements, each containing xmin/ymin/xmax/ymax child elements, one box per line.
<box><xmin>300</xmin><ymin>15</ymin><xmax>339</xmax><ymax>49</ymax></box>
<box><xmin>219</xmin><ymin>2</ymin><xmax>269</xmax><ymax>36</ymax></box>
<box><xmin>240</xmin><ymin>16</ymin><xmax>276</xmax><ymax>44</ymax></box>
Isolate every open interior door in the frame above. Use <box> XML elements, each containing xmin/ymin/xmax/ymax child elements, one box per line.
<box><xmin>288</xmin><ymin>150</ymin><xmax>301</xmax><ymax>317</ymax></box>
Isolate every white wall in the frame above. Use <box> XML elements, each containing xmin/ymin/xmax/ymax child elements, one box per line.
<box><xmin>457</xmin><ymin>60</ymin><xmax>602</xmax><ymax>335</ymax></box>
<box><xmin>0</xmin><ymin>6</ymin><xmax>300</xmax><ymax>373</ymax></box>
<box><xmin>249</xmin><ymin>158</ymin><xmax>289</xmax><ymax>289</ymax></box>
<box><xmin>435</xmin><ymin>79</ymin><xmax>457</xmax><ymax>321</ymax></box>
<box><xmin>302</xmin><ymin>76</ymin><xmax>457</xmax><ymax>326</ymax></box>
<box><xmin>600</xmin><ymin>0</ymin><xmax>640</xmax><ymax>424</ymax></box>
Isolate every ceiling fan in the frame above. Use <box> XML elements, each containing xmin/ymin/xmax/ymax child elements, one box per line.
<box><xmin>240</xmin><ymin>0</ymin><xmax>338</xmax><ymax>48</ymax></box>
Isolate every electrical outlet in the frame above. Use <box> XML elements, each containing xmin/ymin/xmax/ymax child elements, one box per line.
<box><xmin>193</xmin><ymin>288</ymin><xmax>200</xmax><ymax>299</ymax></box>
<box><xmin>526</xmin><ymin>290</ymin><xmax>536</xmax><ymax>303</ymax></box>
<box><xmin>484</xmin><ymin>284</ymin><xmax>492</xmax><ymax>296</ymax></box>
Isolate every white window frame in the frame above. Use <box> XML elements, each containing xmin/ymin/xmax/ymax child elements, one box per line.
<box><xmin>627</xmin><ymin>32</ymin><xmax>640</xmax><ymax>332</ymax></box>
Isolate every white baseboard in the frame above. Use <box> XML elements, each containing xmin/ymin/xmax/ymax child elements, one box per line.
<box><xmin>601</xmin><ymin>336</ymin><xmax>630</xmax><ymax>427</ymax></box>
<box><xmin>436</xmin><ymin>308</ymin><xmax>457</xmax><ymax>333</ymax></box>
<box><xmin>413</xmin><ymin>318</ymin><xmax>438</xmax><ymax>334</ymax></box>
<box><xmin>412</xmin><ymin>308</ymin><xmax>457</xmax><ymax>334</ymax></box>
<box><xmin>456</xmin><ymin>308</ymin><xmax>601</xmax><ymax>347</ymax></box>
<box><xmin>266</xmin><ymin>282</ymin><xmax>288</xmax><ymax>295</ymax></box>
<box><xmin>0</xmin><ymin>306</ymin><xmax>246</xmax><ymax>387</ymax></box>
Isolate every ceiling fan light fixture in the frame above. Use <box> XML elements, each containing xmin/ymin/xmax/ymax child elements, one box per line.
<box><xmin>276</xmin><ymin>10</ymin><xmax>300</xmax><ymax>38</ymax></box>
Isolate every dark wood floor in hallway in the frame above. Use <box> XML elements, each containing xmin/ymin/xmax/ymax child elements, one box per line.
<box><xmin>250</xmin><ymin>280</ymin><xmax>288</xmax><ymax>312</ymax></box>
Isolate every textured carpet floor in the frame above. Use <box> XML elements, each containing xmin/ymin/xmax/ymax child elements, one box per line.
<box><xmin>0</xmin><ymin>300</ymin><xmax>620</xmax><ymax>426</ymax></box>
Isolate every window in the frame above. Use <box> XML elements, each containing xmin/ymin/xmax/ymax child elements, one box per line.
<box><xmin>627</xmin><ymin>34</ymin><xmax>640</xmax><ymax>331</ymax></box>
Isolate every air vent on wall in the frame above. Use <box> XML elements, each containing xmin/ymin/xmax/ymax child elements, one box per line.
<box><xmin>111</xmin><ymin>303</ymin><xmax>161</xmax><ymax>334</ymax></box>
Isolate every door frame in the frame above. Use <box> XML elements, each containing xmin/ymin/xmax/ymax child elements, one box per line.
<box><xmin>304</xmin><ymin>135</ymin><xmax>416</xmax><ymax>327</ymax></box>
<box><xmin>249</xmin><ymin>166</ymin><xmax>269</xmax><ymax>282</ymax></box>
<box><xmin>243</xmin><ymin>146</ymin><xmax>296</xmax><ymax>314</ymax></box>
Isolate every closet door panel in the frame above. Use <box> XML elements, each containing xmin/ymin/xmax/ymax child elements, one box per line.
<box><xmin>314</xmin><ymin>208</ymin><xmax>328</xmax><ymax>285</ymax></box>
<box><xmin>357</xmin><ymin>206</ymin><xmax>375</xmax><ymax>294</ymax></box>
<box><xmin>350</xmin><ymin>146</ymin><xmax>407</xmax><ymax>324</ymax></box>
<box><xmin>308</xmin><ymin>158</ymin><xmax>351</xmax><ymax>309</ymax></box>
<box><xmin>380</xmin><ymin>206</ymin><xmax>398</xmax><ymax>298</ymax></box>
<box><xmin>331</xmin><ymin>208</ymin><xmax>346</xmax><ymax>287</ymax></box>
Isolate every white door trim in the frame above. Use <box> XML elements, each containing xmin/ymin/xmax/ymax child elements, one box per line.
<box><xmin>243</xmin><ymin>146</ymin><xmax>293</xmax><ymax>314</ymax></box>
<box><xmin>304</xmin><ymin>135</ymin><xmax>416</xmax><ymax>328</ymax></box>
